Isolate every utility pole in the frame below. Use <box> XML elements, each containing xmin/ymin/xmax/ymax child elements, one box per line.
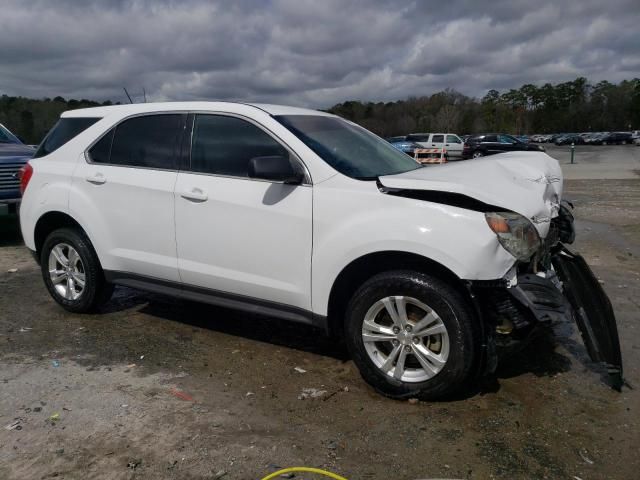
<box><xmin>123</xmin><ymin>87</ymin><xmax>133</xmax><ymax>104</ymax></box>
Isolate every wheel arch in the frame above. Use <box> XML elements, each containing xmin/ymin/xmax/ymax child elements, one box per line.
<box><xmin>326</xmin><ymin>250</ymin><xmax>469</xmax><ymax>339</ymax></box>
<box><xmin>34</xmin><ymin>211</ymin><xmax>88</xmax><ymax>261</ymax></box>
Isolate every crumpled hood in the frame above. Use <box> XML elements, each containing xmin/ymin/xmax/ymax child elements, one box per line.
<box><xmin>379</xmin><ymin>151</ymin><xmax>563</xmax><ymax>237</ymax></box>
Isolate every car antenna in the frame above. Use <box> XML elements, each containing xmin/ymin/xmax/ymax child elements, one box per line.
<box><xmin>142</xmin><ymin>87</ymin><xmax>147</xmax><ymax>103</ymax></box>
<box><xmin>123</xmin><ymin>87</ymin><xmax>133</xmax><ymax>104</ymax></box>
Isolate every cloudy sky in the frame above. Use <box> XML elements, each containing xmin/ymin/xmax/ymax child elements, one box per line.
<box><xmin>1</xmin><ymin>0</ymin><xmax>639</xmax><ymax>107</ymax></box>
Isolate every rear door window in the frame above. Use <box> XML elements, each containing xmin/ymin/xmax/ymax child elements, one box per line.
<box><xmin>483</xmin><ymin>135</ymin><xmax>498</xmax><ymax>142</ymax></box>
<box><xmin>446</xmin><ymin>135</ymin><xmax>461</xmax><ymax>144</ymax></box>
<box><xmin>431</xmin><ymin>134</ymin><xmax>444</xmax><ymax>143</ymax></box>
<box><xmin>34</xmin><ymin>117</ymin><xmax>101</xmax><ymax>158</ymax></box>
<box><xmin>190</xmin><ymin>114</ymin><xmax>288</xmax><ymax>177</ymax></box>
<box><xmin>96</xmin><ymin>114</ymin><xmax>185</xmax><ymax>169</ymax></box>
<box><xmin>406</xmin><ymin>134</ymin><xmax>430</xmax><ymax>142</ymax></box>
<box><xmin>499</xmin><ymin>134</ymin><xmax>517</xmax><ymax>144</ymax></box>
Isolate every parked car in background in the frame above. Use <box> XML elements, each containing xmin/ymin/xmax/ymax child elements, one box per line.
<box><xmin>633</xmin><ymin>137</ymin><xmax>640</xmax><ymax>146</ymax></box>
<box><xmin>601</xmin><ymin>132</ymin><xmax>633</xmax><ymax>145</ymax></box>
<box><xmin>515</xmin><ymin>135</ymin><xmax>529</xmax><ymax>143</ymax></box>
<box><xmin>584</xmin><ymin>133</ymin><xmax>606</xmax><ymax>145</ymax></box>
<box><xmin>385</xmin><ymin>136</ymin><xmax>421</xmax><ymax>156</ymax></box>
<box><xmin>555</xmin><ymin>134</ymin><xmax>585</xmax><ymax>146</ymax></box>
<box><xmin>462</xmin><ymin>134</ymin><xmax>545</xmax><ymax>159</ymax></box>
<box><xmin>550</xmin><ymin>134</ymin><xmax>567</xmax><ymax>143</ymax></box>
<box><xmin>406</xmin><ymin>133</ymin><xmax>464</xmax><ymax>157</ymax></box>
<box><xmin>17</xmin><ymin>102</ymin><xmax>624</xmax><ymax>399</ymax></box>
<box><xmin>531</xmin><ymin>134</ymin><xmax>553</xmax><ymax>143</ymax></box>
<box><xmin>1</xmin><ymin>123</ymin><xmax>35</xmax><ymax>212</ymax></box>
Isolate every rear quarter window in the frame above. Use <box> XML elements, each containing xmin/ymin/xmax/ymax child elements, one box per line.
<box><xmin>34</xmin><ymin>117</ymin><xmax>101</xmax><ymax>158</ymax></box>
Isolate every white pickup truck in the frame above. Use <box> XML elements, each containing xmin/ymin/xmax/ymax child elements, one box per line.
<box><xmin>406</xmin><ymin>133</ymin><xmax>464</xmax><ymax>157</ymax></box>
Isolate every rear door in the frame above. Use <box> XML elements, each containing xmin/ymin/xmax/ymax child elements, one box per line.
<box><xmin>174</xmin><ymin>113</ymin><xmax>313</xmax><ymax>310</ymax></box>
<box><xmin>445</xmin><ymin>134</ymin><xmax>463</xmax><ymax>157</ymax></box>
<box><xmin>429</xmin><ymin>134</ymin><xmax>445</xmax><ymax>150</ymax></box>
<box><xmin>70</xmin><ymin>113</ymin><xmax>186</xmax><ymax>281</ymax></box>
<box><xmin>481</xmin><ymin>134</ymin><xmax>501</xmax><ymax>154</ymax></box>
<box><xmin>498</xmin><ymin>134</ymin><xmax>520</xmax><ymax>152</ymax></box>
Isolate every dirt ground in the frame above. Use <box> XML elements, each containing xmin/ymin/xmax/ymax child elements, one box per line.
<box><xmin>1</xmin><ymin>153</ymin><xmax>639</xmax><ymax>479</ymax></box>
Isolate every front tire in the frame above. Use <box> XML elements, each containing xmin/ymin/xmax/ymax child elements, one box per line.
<box><xmin>41</xmin><ymin>228</ymin><xmax>113</xmax><ymax>313</ymax></box>
<box><xmin>344</xmin><ymin>271</ymin><xmax>481</xmax><ymax>400</ymax></box>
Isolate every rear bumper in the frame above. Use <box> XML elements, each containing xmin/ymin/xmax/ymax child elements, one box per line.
<box><xmin>472</xmin><ymin>245</ymin><xmax>624</xmax><ymax>390</ymax></box>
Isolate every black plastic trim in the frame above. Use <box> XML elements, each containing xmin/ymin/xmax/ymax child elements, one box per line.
<box><xmin>104</xmin><ymin>270</ymin><xmax>327</xmax><ymax>330</ymax></box>
<box><xmin>508</xmin><ymin>273</ymin><xmax>571</xmax><ymax>324</ymax></box>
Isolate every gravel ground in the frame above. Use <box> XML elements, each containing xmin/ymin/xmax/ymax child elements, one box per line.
<box><xmin>1</xmin><ymin>150</ymin><xmax>639</xmax><ymax>479</ymax></box>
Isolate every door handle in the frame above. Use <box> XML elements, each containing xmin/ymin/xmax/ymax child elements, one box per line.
<box><xmin>86</xmin><ymin>173</ymin><xmax>106</xmax><ymax>185</ymax></box>
<box><xmin>181</xmin><ymin>188</ymin><xmax>208</xmax><ymax>202</ymax></box>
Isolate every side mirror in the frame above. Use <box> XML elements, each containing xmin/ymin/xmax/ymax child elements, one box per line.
<box><xmin>248</xmin><ymin>155</ymin><xmax>304</xmax><ymax>184</ymax></box>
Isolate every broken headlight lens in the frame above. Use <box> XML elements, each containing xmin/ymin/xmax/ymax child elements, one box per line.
<box><xmin>485</xmin><ymin>212</ymin><xmax>541</xmax><ymax>261</ymax></box>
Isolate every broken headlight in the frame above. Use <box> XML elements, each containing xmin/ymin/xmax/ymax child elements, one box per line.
<box><xmin>485</xmin><ymin>212</ymin><xmax>541</xmax><ymax>261</ymax></box>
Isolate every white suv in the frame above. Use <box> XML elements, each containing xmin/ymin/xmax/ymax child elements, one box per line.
<box><xmin>19</xmin><ymin>102</ymin><xmax>623</xmax><ymax>399</ymax></box>
<box><xmin>405</xmin><ymin>133</ymin><xmax>464</xmax><ymax>157</ymax></box>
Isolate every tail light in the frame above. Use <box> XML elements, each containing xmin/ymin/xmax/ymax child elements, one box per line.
<box><xmin>18</xmin><ymin>163</ymin><xmax>33</xmax><ymax>195</ymax></box>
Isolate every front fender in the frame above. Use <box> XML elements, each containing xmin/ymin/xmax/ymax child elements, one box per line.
<box><xmin>311</xmin><ymin>176</ymin><xmax>515</xmax><ymax>316</ymax></box>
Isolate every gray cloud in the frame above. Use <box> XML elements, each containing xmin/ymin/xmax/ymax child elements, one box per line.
<box><xmin>0</xmin><ymin>0</ymin><xmax>638</xmax><ymax>107</ymax></box>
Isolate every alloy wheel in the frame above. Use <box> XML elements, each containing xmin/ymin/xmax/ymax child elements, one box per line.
<box><xmin>361</xmin><ymin>296</ymin><xmax>450</xmax><ymax>382</ymax></box>
<box><xmin>48</xmin><ymin>243</ymin><xmax>86</xmax><ymax>300</ymax></box>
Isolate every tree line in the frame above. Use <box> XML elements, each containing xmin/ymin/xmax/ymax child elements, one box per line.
<box><xmin>328</xmin><ymin>77</ymin><xmax>640</xmax><ymax>137</ymax></box>
<box><xmin>0</xmin><ymin>95</ymin><xmax>115</xmax><ymax>145</ymax></box>
<box><xmin>1</xmin><ymin>77</ymin><xmax>639</xmax><ymax>144</ymax></box>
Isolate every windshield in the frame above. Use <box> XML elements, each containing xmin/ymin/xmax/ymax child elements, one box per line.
<box><xmin>275</xmin><ymin>115</ymin><xmax>421</xmax><ymax>179</ymax></box>
<box><xmin>0</xmin><ymin>124</ymin><xmax>21</xmax><ymax>144</ymax></box>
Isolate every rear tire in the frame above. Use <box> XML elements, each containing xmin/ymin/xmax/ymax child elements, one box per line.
<box><xmin>344</xmin><ymin>270</ymin><xmax>481</xmax><ymax>400</ymax></box>
<box><xmin>41</xmin><ymin>228</ymin><xmax>113</xmax><ymax>313</ymax></box>
<box><xmin>472</xmin><ymin>150</ymin><xmax>484</xmax><ymax>158</ymax></box>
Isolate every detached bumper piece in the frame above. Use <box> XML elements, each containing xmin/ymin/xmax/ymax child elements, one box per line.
<box><xmin>552</xmin><ymin>247</ymin><xmax>624</xmax><ymax>390</ymax></box>
<box><xmin>473</xmin><ymin>244</ymin><xmax>624</xmax><ymax>391</ymax></box>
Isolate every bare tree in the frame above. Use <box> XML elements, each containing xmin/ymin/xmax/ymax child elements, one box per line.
<box><xmin>434</xmin><ymin>105</ymin><xmax>460</xmax><ymax>132</ymax></box>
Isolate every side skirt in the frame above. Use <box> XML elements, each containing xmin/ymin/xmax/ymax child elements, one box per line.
<box><xmin>104</xmin><ymin>270</ymin><xmax>327</xmax><ymax>330</ymax></box>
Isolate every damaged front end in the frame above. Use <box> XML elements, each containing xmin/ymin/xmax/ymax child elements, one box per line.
<box><xmin>471</xmin><ymin>202</ymin><xmax>624</xmax><ymax>390</ymax></box>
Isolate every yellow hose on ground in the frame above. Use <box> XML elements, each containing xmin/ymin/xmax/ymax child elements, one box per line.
<box><xmin>260</xmin><ymin>466</ymin><xmax>348</xmax><ymax>480</ymax></box>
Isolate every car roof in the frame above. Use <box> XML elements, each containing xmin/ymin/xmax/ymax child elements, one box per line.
<box><xmin>408</xmin><ymin>132</ymin><xmax>459</xmax><ymax>136</ymax></box>
<box><xmin>61</xmin><ymin>101</ymin><xmax>333</xmax><ymax>118</ymax></box>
